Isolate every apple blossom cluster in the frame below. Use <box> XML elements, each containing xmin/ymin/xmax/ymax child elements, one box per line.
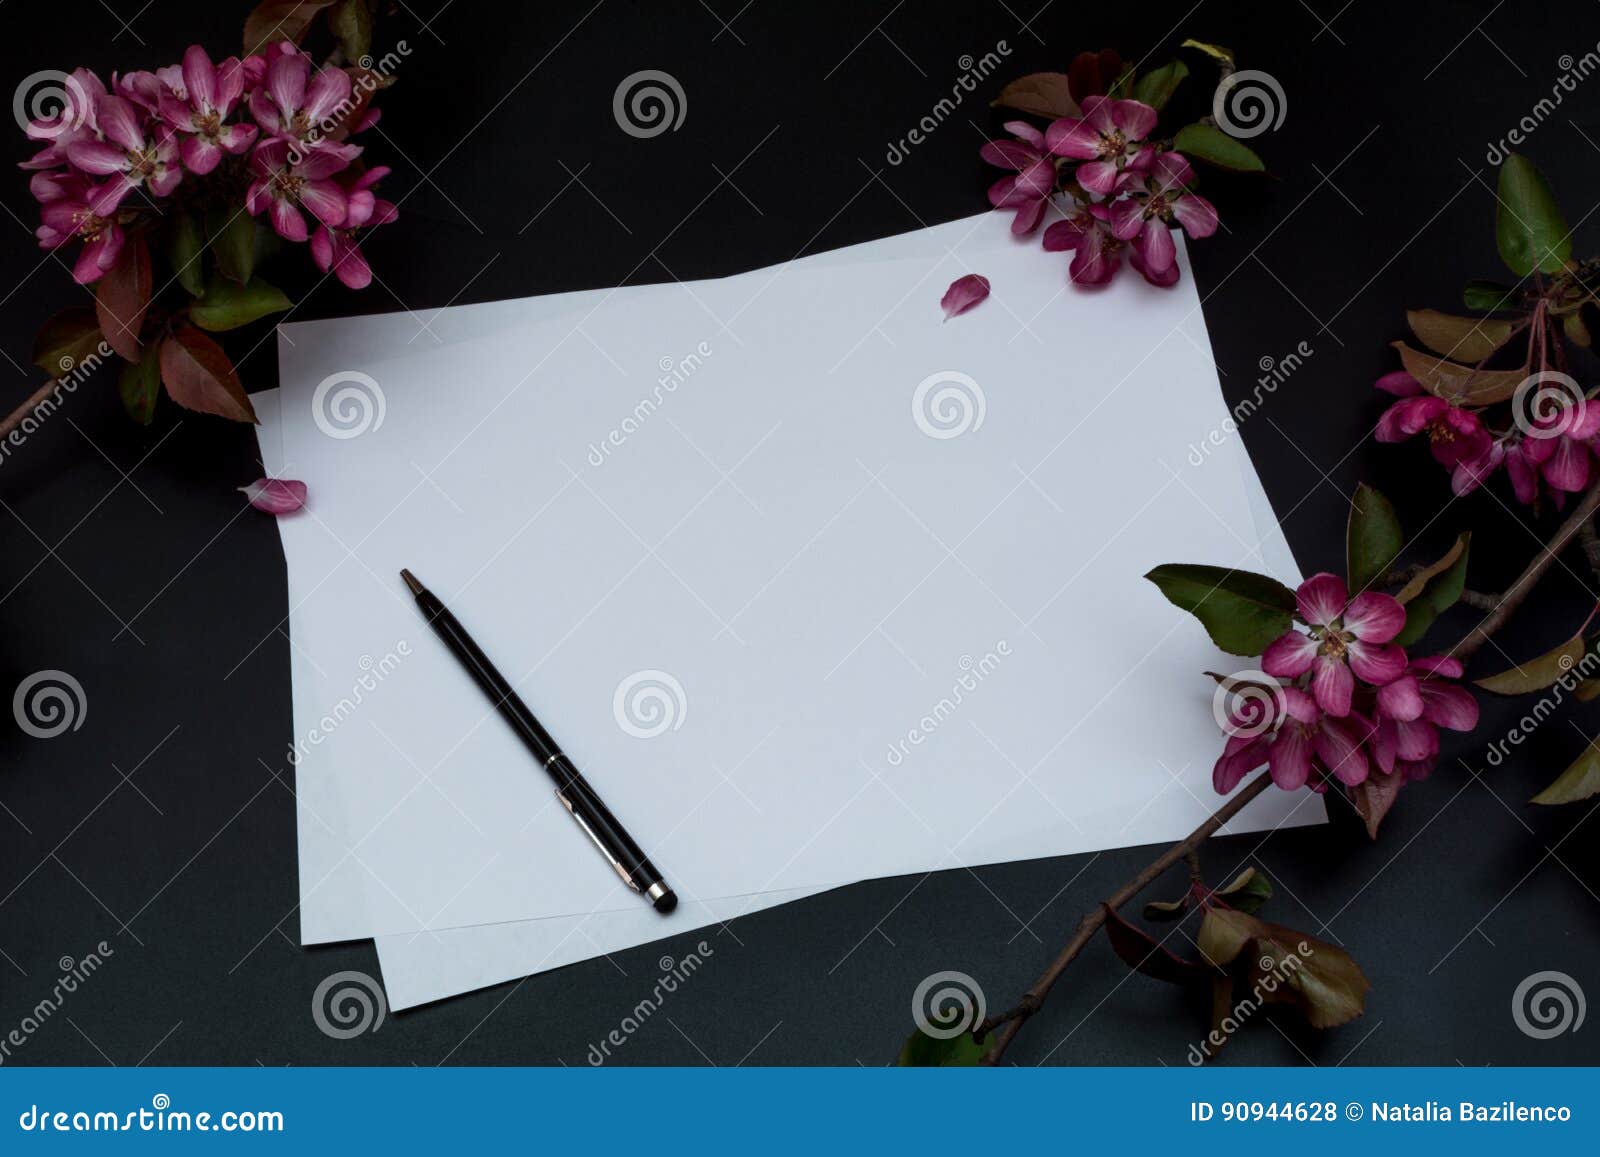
<box><xmin>980</xmin><ymin>96</ymin><xmax>1219</xmax><ymax>288</ymax></box>
<box><xmin>21</xmin><ymin>42</ymin><xmax>395</xmax><ymax>290</ymax></box>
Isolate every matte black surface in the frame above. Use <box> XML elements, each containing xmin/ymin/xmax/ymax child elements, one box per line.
<box><xmin>1</xmin><ymin>1</ymin><xmax>1598</xmax><ymax>1066</ymax></box>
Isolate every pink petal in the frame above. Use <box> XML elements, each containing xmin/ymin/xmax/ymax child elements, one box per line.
<box><xmin>1369</xmin><ymin>718</ymin><xmax>1396</xmax><ymax>775</ymax></box>
<box><xmin>980</xmin><ymin>140</ymin><xmax>1038</xmax><ymax>170</ymax></box>
<box><xmin>1067</xmin><ymin>230</ymin><xmax>1120</xmax><ymax>284</ymax></box>
<box><xmin>1268</xmin><ymin>725</ymin><xmax>1313</xmax><ymax>790</ymax></box>
<box><xmin>1296</xmin><ymin>572</ymin><xmax>1348</xmax><ymax>626</ymax></box>
<box><xmin>1107</xmin><ymin>197</ymin><xmax>1145</xmax><ymax>241</ymax></box>
<box><xmin>1213</xmin><ymin>734</ymin><xmax>1269</xmax><ymax>793</ymax></box>
<box><xmin>219</xmin><ymin>122</ymin><xmax>260</xmax><ymax>154</ymax></box>
<box><xmin>148</xmin><ymin>165</ymin><xmax>182</xmax><ymax>198</ymax></box>
<box><xmin>248</xmin><ymin>87</ymin><xmax>282</xmax><ymax>132</ymax></box>
<box><xmin>1009</xmin><ymin>197</ymin><xmax>1046</xmax><ymax>236</ymax></box>
<box><xmin>1541</xmin><ymin>436</ymin><xmax>1591</xmax><ymax>492</ymax></box>
<box><xmin>1262</xmin><ymin>630</ymin><xmax>1318</xmax><ymax>678</ymax></box>
<box><xmin>1041</xmin><ymin>218</ymin><xmax>1085</xmax><ymax>251</ymax></box>
<box><xmin>940</xmin><ymin>273</ymin><xmax>990</xmax><ymax>320</ymax></box>
<box><xmin>94</xmin><ymin>94</ymin><xmax>144</xmax><ymax>151</ymax></box>
<box><xmin>1130</xmin><ymin>247</ymin><xmax>1178</xmax><ymax>287</ymax></box>
<box><xmin>1343</xmin><ymin>592</ymin><xmax>1405</xmax><ymax>642</ymax></box>
<box><xmin>214</xmin><ymin>57</ymin><xmax>247</xmax><ymax>112</ymax></box>
<box><xmin>1045</xmin><ymin>116</ymin><xmax>1099</xmax><ymax>159</ymax></box>
<box><xmin>182</xmin><ymin>44</ymin><xmax>217</xmax><ymax>112</ymax></box>
<box><xmin>299</xmin><ymin>179</ymin><xmax>347</xmax><ymax>227</ymax></box>
<box><xmin>270</xmin><ymin>197</ymin><xmax>309</xmax><ymax>242</ymax></box>
<box><xmin>268</xmin><ymin>51</ymin><xmax>309</xmax><ymax>118</ymax></box>
<box><xmin>240</xmin><ymin>478</ymin><xmax>308</xmax><ymax>514</ymax></box>
<box><xmin>1314</xmin><ymin>717</ymin><xmax>1370</xmax><ymax>785</ymax></box>
<box><xmin>1151</xmin><ymin>151</ymin><xmax>1195</xmax><ymax>189</ymax></box>
<box><xmin>1171</xmin><ymin>192</ymin><xmax>1218</xmax><ymax>239</ymax></box>
<box><xmin>1347</xmin><ymin>640</ymin><xmax>1407</xmax><ymax>685</ymax></box>
<box><xmin>1110</xmin><ymin>99</ymin><xmax>1158</xmax><ymax>141</ymax></box>
<box><xmin>1282</xmin><ymin>686</ymin><xmax>1321</xmax><ymax>724</ymax></box>
<box><xmin>1074</xmin><ymin>159</ymin><xmax>1120</xmax><ymax>196</ymax></box>
<box><xmin>331</xmin><ymin>242</ymin><xmax>372</xmax><ymax>290</ymax></box>
<box><xmin>1001</xmin><ymin>120</ymin><xmax>1045</xmax><ymax>149</ymax></box>
<box><xmin>68</xmin><ymin>139</ymin><xmax>130</xmax><ymax>175</ymax></box>
<box><xmin>181</xmin><ymin>134</ymin><xmax>222</xmax><ymax>175</ymax></box>
<box><xmin>296</xmin><ymin>147</ymin><xmax>358</xmax><ymax>180</ymax></box>
<box><xmin>1410</xmin><ymin>655</ymin><xmax>1463</xmax><ymax>678</ymax></box>
<box><xmin>1311</xmin><ymin>654</ymin><xmax>1354</xmax><ymax>716</ymax></box>
<box><xmin>1392</xmin><ymin>717</ymin><xmax>1439</xmax><ymax>762</ymax></box>
<box><xmin>88</xmin><ymin>175</ymin><xmax>138</xmax><ymax>217</ymax></box>
<box><xmin>1133</xmin><ymin>220</ymin><xmax>1175</xmax><ymax>275</ymax></box>
<box><xmin>343</xmin><ymin>188</ymin><xmax>376</xmax><ymax>229</ymax></box>
<box><xmin>1375</xmin><ymin>370</ymin><xmax>1422</xmax><ymax>397</ymax></box>
<box><xmin>1375</xmin><ymin>674</ymin><xmax>1423</xmax><ymax>722</ymax></box>
<box><xmin>303</xmin><ymin>67</ymin><xmax>353</xmax><ymax>124</ymax></box>
<box><xmin>1419</xmin><ymin>682</ymin><xmax>1478</xmax><ymax>730</ymax></box>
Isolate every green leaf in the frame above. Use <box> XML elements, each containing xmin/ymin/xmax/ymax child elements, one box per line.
<box><xmin>1180</xmin><ymin>38</ymin><xmax>1235</xmax><ymax>67</ymax></box>
<box><xmin>1132</xmin><ymin>60</ymin><xmax>1189</xmax><ymax>111</ymax></box>
<box><xmin>328</xmin><ymin>0</ymin><xmax>372</xmax><ymax>62</ymax></box>
<box><xmin>189</xmin><ymin>279</ymin><xmax>293</xmax><ymax>332</ymax></box>
<box><xmin>1405</xmin><ymin>309</ymin><xmax>1515</xmax><ymax>363</ymax></box>
<box><xmin>1496</xmin><ymin>153</ymin><xmax>1571</xmax><ymax>276</ymax></box>
<box><xmin>1144</xmin><ymin>564</ymin><xmax>1297</xmax><ymax>656</ymax></box>
<box><xmin>169</xmin><ymin>212</ymin><xmax>205</xmax><ymax>297</ymax></box>
<box><xmin>1105</xmin><ymin>63</ymin><xmax>1137</xmax><ymax>99</ymax></box>
<box><xmin>1200</xmin><ymin>908</ymin><xmax>1370</xmax><ymax>1030</ymax></box>
<box><xmin>1346</xmin><ymin>483</ymin><xmax>1402</xmax><ymax>595</ymax></box>
<box><xmin>1532</xmin><ymin>739</ymin><xmax>1600</xmax><ymax>805</ymax></box>
<box><xmin>207</xmin><ymin>207</ymin><xmax>258</xmax><ymax>285</ymax></box>
<box><xmin>1173</xmin><ymin>122</ymin><xmax>1265</xmax><ymax>172</ymax></box>
<box><xmin>31</xmin><ymin>308</ymin><xmax>103</xmax><ymax>376</ymax></box>
<box><xmin>1103</xmin><ymin>905</ymin><xmax>1207</xmax><ymax>984</ymax></box>
<box><xmin>897</xmin><ymin>1027</ymin><xmax>990</xmax><ymax>1066</ymax></box>
<box><xmin>1563</xmin><ymin>310</ymin><xmax>1591</xmax><ymax>348</ymax></box>
<box><xmin>990</xmin><ymin>72</ymin><xmax>1078</xmax><ymax>119</ymax></box>
<box><xmin>118</xmin><ymin>341</ymin><xmax>161</xmax><ymax>426</ymax></box>
<box><xmin>1475</xmin><ymin>631</ymin><xmax>1588</xmax><ymax>695</ymax></box>
<box><xmin>1143</xmin><ymin>896</ymin><xmax>1190</xmax><ymax>922</ymax></box>
<box><xmin>1390</xmin><ymin>340</ymin><xmax>1526</xmax><ymax>406</ymax></box>
<box><xmin>1463</xmin><ymin>279</ymin><xmax>1516</xmax><ymax>311</ymax></box>
<box><xmin>1216</xmin><ymin>867</ymin><xmax>1272</xmax><ymax>914</ymax></box>
<box><xmin>1394</xmin><ymin>532</ymin><xmax>1470</xmax><ymax>647</ymax></box>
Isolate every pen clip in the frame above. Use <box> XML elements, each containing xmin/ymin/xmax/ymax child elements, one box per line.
<box><xmin>556</xmin><ymin>789</ymin><xmax>641</xmax><ymax>893</ymax></box>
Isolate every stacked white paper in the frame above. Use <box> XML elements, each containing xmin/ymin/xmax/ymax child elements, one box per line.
<box><xmin>259</xmin><ymin>213</ymin><xmax>1323</xmax><ymax>1009</ymax></box>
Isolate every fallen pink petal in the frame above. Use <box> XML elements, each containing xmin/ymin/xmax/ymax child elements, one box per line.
<box><xmin>940</xmin><ymin>273</ymin><xmax>990</xmax><ymax>320</ymax></box>
<box><xmin>240</xmin><ymin>477</ymin><xmax>308</xmax><ymax>514</ymax></box>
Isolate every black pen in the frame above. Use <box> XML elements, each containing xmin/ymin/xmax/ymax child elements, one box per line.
<box><xmin>399</xmin><ymin>568</ymin><xmax>678</xmax><ymax>914</ymax></box>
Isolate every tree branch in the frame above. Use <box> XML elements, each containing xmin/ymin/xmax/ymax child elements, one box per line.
<box><xmin>0</xmin><ymin>376</ymin><xmax>69</xmax><ymax>443</ymax></box>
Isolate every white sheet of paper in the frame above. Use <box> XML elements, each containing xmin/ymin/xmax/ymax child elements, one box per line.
<box><xmin>260</xmin><ymin>216</ymin><xmax>1319</xmax><ymax>970</ymax></box>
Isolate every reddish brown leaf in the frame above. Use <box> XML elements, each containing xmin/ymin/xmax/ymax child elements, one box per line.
<box><xmin>95</xmin><ymin>234</ymin><xmax>152</xmax><ymax>362</ymax></box>
<box><xmin>244</xmin><ymin>0</ymin><xmax>338</xmax><ymax>55</ymax></box>
<box><xmin>1068</xmin><ymin>49</ymin><xmax>1123</xmax><ymax>101</ymax></box>
<box><xmin>1103</xmin><ymin>904</ymin><xmax>1208</xmax><ymax>984</ymax></box>
<box><xmin>159</xmin><ymin>327</ymin><xmax>258</xmax><ymax>423</ymax></box>
<box><xmin>990</xmin><ymin>72</ymin><xmax>1078</xmax><ymax>120</ymax></box>
<box><xmin>1390</xmin><ymin>341</ymin><xmax>1525</xmax><ymax>406</ymax></box>
<box><xmin>1348</xmin><ymin>772</ymin><xmax>1404</xmax><ymax>839</ymax></box>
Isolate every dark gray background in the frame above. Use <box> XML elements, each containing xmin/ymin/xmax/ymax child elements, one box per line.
<box><xmin>1</xmin><ymin>0</ymin><xmax>1597</xmax><ymax>1066</ymax></box>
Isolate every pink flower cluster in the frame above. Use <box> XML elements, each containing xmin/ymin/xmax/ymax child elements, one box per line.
<box><xmin>1375</xmin><ymin>369</ymin><xmax>1599</xmax><ymax>505</ymax></box>
<box><xmin>22</xmin><ymin>43</ymin><xmax>395</xmax><ymax>289</ymax></box>
<box><xmin>1214</xmin><ymin>573</ymin><xmax>1479</xmax><ymax>793</ymax></box>
<box><xmin>980</xmin><ymin>96</ymin><xmax>1218</xmax><ymax>288</ymax></box>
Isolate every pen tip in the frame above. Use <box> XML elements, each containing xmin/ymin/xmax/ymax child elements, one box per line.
<box><xmin>399</xmin><ymin>568</ymin><xmax>424</xmax><ymax>595</ymax></box>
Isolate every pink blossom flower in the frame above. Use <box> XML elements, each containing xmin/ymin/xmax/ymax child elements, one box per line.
<box><xmin>246</xmin><ymin>137</ymin><xmax>349</xmax><ymax>242</ymax></box>
<box><xmin>159</xmin><ymin>46</ymin><xmax>258</xmax><ymax>175</ymax></box>
<box><xmin>1369</xmin><ymin>656</ymin><xmax>1478</xmax><ymax>780</ymax></box>
<box><xmin>18</xmin><ymin>68</ymin><xmax>104</xmax><ymax>170</ymax></box>
<box><xmin>38</xmin><ymin>186</ymin><xmax>125</xmax><ymax>284</ymax></box>
<box><xmin>1373</xmin><ymin>371</ymin><xmax>1493</xmax><ymax>470</ymax></box>
<box><xmin>1108</xmin><ymin>152</ymin><xmax>1218</xmax><ymax>286</ymax></box>
<box><xmin>310</xmin><ymin>166</ymin><xmax>397</xmax><ymax>289</ymax></box>
<box><xmin>1041</xmin><ymin>202</ymin><xmax>1121</xmax><ymax>286</ymax></box>
<box><xmin>1045</xmin><ymin>95</ymin><xmax>1156</xmax><ymax>195</ymax></box>
<box><xmin>67</xmin><ymin>94</ymin><xmax>181</xmax><ymax>214</ymax></box>
<box><xmin>981</xmin><ymin>121</ymin><xmax>1056</xmax><ymax>235</ymax></box>
<box><xmin>1262</xmin><ymin>573</ymin><xmax>1407</xmax><ymax>716</ymax></box>
<box><xmin>1213</xmin><ymin>687</ymin><xmax>1374</xmax><ymax>792</ymax></box>
<box><xmin>249</xmin><ymin>50</ymin><xmax>360</xmax><ymax>161</ymax></box>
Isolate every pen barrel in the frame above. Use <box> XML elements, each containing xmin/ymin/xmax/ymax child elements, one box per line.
<box><xmin>415</xmin><ymin>590</ymin><xmax>668</xmax><ymax>894</ymax></box>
